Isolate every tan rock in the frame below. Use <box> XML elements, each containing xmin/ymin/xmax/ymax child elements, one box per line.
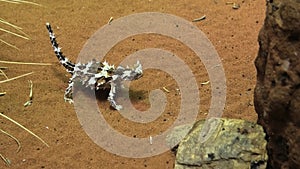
<box><xmin>172</xmin><ymin>118</ymin><xmax>267</xmax><ymax>169</ymax></box>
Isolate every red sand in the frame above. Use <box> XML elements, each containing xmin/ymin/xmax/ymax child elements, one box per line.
<box><xmin>0</xmin><ymin>0</ymin><xmax>265</xmax><ymax>168</ymax></box>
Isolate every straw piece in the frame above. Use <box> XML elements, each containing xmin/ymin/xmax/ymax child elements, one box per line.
<box><xmin>0</xmin><ymin>128</ymin><xmax>21</xmax><ymax>152</ymax></box>
<box><xmin>0</xmin><ymin>153</ymin><xmax>10</xmax><ymax>165</ymax></box>
<box><xmin>0</xmin><ymin>0</ymin><xmax>41</xmax><ymax>6</ymax></box>
<box><xmin>0</xmin><ymin>113</ymin><xmax>49</xmax><ymax>147</ymax></box>
<box><xmin>0</xmin><ymin>18</ymin><xmax>22</xmax><ymax>30</ymax></box>
<box><xmin>0</xmin><ymin>60</ymin><xmax>52</xmax><ymax>66</ymax></box>
<box><xmin>162</xmin><ymin>86</ymin><xmax>170</xmax><ymax>93</ymax></box>
<box><xmin>0</xmin><ymin>0</ymin><xmax>19</xmax><ymax>4</ymax></box>
<box><xmin>0</xmin><ymin>69</ymin><xmax>9</xmax><ymax>79</ymax></box>
<box><xmin>0</xmin><ymin>72</ymin><xmax>34</xmax><ymax>84</ymax></box>
<box><xmin>24</xmin><ymin>80</ymin><xmax>33</xmax><ymax>107</ymax></box>
<box><xmin>12</xmin><ymin>0</ymin><xmax>41</xmax><ymax>6</ymax></box>
<box><xmin>192</xmin><ymin>15</ymin><xmax>206</xmax><ymax>22</ymax></box>
<box><xmin>0</xmin><ymin>18</ymin><xmax>29</xmax><ymax>37</ymax></box>
<box><xmin>108</xmin><ymin>17</ymin><xmax>113</xmax><ymax>25</ymax></box>
<box><xmin>0</xmin><ymin>39</ymin><xmax>19</xmax><ymax>50</ymax></box>
<box><xmin>200</xmin><ymin>80</ymin><xmax>210</xmax><ymax>85</ymax></box>
<box><xmin>0</xmin><ymin>28</ymin><xmax>29</xmax><ymax>40</ymax></box>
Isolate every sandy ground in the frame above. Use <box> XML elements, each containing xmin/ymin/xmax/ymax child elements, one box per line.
<box><xmin>0</xmin><ymin>0</ymin><xmax>265</xmax><ymax>168</ymax></box>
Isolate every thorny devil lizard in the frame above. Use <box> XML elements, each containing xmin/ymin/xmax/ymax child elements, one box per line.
<box><xmin>46</xmin><ymin>23</ymin><xmax>143</xmax><ymax>110</ymax></box>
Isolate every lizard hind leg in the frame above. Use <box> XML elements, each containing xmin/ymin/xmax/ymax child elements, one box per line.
<box><xmin>64</xmin><ymin>80</ymin><xmax>74</xmax><ymax>104</ymax></box>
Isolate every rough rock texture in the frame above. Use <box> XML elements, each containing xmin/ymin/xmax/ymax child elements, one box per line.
<box><xmin>166</xmin><ymin>123</ymin><xmax>194</xmax><ymax>149</ymax></box>
<box><xmin>171</xmin><ymin>118</ymin><xmax>267</xmax><ymax>169</ymax></box>
<box><xmin>254</xmin><ymin>0</ymin><xmax>300</xmax><ymax>168</ymax></box>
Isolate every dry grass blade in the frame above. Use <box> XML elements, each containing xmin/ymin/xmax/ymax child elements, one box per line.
<box><xmin>0</xmin><ymin>18</ymin><xmax>28</xmax><ymax>34</ymax></box>
<box><xmin>0</xmin><ymin>69</ymin><xmax>9</xmax><ymax>79</ymax></box>
<box><xmin>0</xmin><ymin>113</ymin><xmax>49</xmax><ymax>147</ymax></box>
<box><xmin>0</xmin><ymin>18</ymin><xmax>29</xmax><ymax>37</ymax></box>
<box><xmin>0</xmin><ymin>17</ymin><xmax>29</xmax><ymax>49</ymax></box>
<box><xmin>16</xmin><ymin>0</ymin><xmax>41</xmax><ymax>6</ymax></box>
<box><xmin>0</xmin><ymin>72</ymin><xmax>34</xmax><ymax>84</ymax></box>
<box><xmin>0</xmin><ymin>28</ymin><xmax>29</xmax><ymax>40</ymax></box>
<box><xmin>0</xmin><ymin>60</ymin><xmax>52</xmax><ymax>66</ymax></box>
<box><xmin>0</xmin><ymin>0</ymin><xmax>19</xmax><ymax>3</ymax></box>
<box><xmin>24</xmin><ymin>80</ymin><xmax>33</xmax><ymax>107</ymax></box>
<box><xmin>1</xmin><ymin>0</ymin><xmax>42</xmax><ymax>49</ymax></box>
<box><xmin>0</xmin><ymin>128</ymin><xmax>21</xmax><ymax>152</ymax></box>
<box><xmin>108</xmin><ymin>17</ymin><xmax>113</xmax><ymax>25</ymax></box>
<box><xmin>0</xmin><ymin>153</ymin><xmax>10</xmax><ymax>165</ymax></box>
<box><xmin>0</xmin><ymin>39</ymin><xmax>19</xmax><ymax>50</ymax></box>
<box><xmin>0</xmin><ymin>0</ymin><xmax>41</xmax><ymax>6</ymax></box>
<box><xmin>192</xmin><ymin>15</ymin><xmax>206</xmax><ymax>22</ymax></box>
<box><xmin>0</xmin><ymin>18</ymin><xmax>22</xmax><ymax>30</ymax></box>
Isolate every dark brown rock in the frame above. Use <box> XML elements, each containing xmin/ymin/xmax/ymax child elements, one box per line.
<box><xmin>254</xmin><ymin>0</ymin><xmax>300</xmax><ymax>168</ymax></box>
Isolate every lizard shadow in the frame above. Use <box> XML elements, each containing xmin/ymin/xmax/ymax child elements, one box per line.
<box><xmin>95</xmin><ymin>88</ymin><xmax>148</xmax><ymax>108</ymax></box>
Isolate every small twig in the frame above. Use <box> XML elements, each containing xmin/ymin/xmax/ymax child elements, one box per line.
<box><xmin>24</xmin><ymin>80</ymin><xmax>33</xmax><ymax>107</ymax></box>
<box><xmin>0</xmin><ymin>72</ymin><xmax>34</xmax><ymax>84</ymax></box>
<box><xmin>226</xmin><ymin>2</ymin><xmax>240</xmax><ymax>9</ymax></box>
<box><xmin>0</xmin><ymin>60</ymin><xmax>52</xmax><ymax>66</ymax></box>
<box><xmin>0</xmin><ymin>153</ymin><xmax>10</xmax><ymax>165</ymax></box>
<box><xmin>232</xmin><ymin>3</ymin><xmax>240</xmax><ymax>9</ymax></box>
<box><xmin>162</xmin><ymin>86</ymin><xmax>170</xmax><ymax>93</ymax></box>
<box><xmin>0</xmin><ymin>92</ymin><xmax>6</xmax><ymax>96</ymax></box>
<box><xmin>200</xmin><ymin>81</ymin><xmax>210</xmax><ymax>85</ymax></box>
<box><xmin>192</xmin><ymin>15</ymin><xmax>206</xmax><ymax>22</ymax></box>
<box><xmin>0</xmin><ymin>128</ymin><xmax>21</xmax><ymax>152</ymax></box>
<box><xmin>108</xmin><ymin>17</ymin><xmax>113</xmax><ymax>25</ymax></box>
<box><xmin>0</xmin><ymin>67</ymin><xmax>8</xmax><ymax>69</ymax></box>
<box><xmin>0</xmin><ymin>113</ymin><xmax>49</xmax><ymax>147</ymax></box>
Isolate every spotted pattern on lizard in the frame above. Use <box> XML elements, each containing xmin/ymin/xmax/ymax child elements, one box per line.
<box><xmin>46</xmin><ymin>23</ymin><xmax>143</xmax><ymax>110</ymax></box>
